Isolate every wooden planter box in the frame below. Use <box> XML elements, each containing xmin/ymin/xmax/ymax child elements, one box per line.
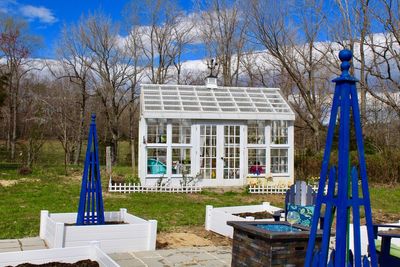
<box><xmin>40</xmin><ymin>208</ymin><xmax>157</xmax><ymax>253</ymax></box>
<box><xmin>205</xmin><ymin>202</ymin><xmax>282</xmax><ymax>238</ymax></box>
<box><xmin>0</xmin><ymin>242</ymin><xmax>119</xmax><ymax>267</ymax></box>
<box><xmin>227</xmin><ymin>221</ymin><xmax>323</xmax><ymax>267</ymax></box>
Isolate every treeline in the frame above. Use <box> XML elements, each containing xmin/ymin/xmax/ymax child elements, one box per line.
<box><xmin>0</xmin><ymin>0</ymin><xmax>399</xmax><ymax>181</ymax></box>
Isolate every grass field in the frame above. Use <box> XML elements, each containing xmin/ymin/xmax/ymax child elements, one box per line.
<box><xmin>0</xmin><ymin>141</ymin><xmax>399</xmax><ymax>239</ymax></box>
<box><xmin>1</xmin><ymin>164</ymin><xmax>400</xmax><ymax>239</ymax></box>
<box><xmin>0</xmin><ymin>163</ymin><xmax>286</xmax><ymax>239</ymax></box>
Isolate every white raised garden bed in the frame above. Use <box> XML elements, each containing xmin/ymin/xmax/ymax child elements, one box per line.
<box><xmin>205</xmin><ymin>202</ymin><xmax>282</xmax><ymax>238</ymax></box>
<box><xmin>40</xmin><ymin>208</ymin><xmax>157</xmax><ymax>253</ymax></box>
<box><xmin>0</xmin><ymin>241</ymin><xmax>119</xmax><ymax>267</ymax></box>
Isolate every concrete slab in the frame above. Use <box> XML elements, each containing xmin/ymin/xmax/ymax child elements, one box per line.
<box><xmin>162</xmin><ymin>252</ymin><xmax>194</xmax><ymax>264</ymax></box>
<box><xmin>140</xmin><ymin>257</ymin><xmax>172</xmax><ymax>267</ymax></box>
<box><xmin>133</xmin><ymin>250</ymin><xmax>161</xmax><ymax>258</ymax></box>
<box><xmin>19</xmin><ymin>237</ymin><xmax>45</xmax><ymax>247</ymax></box>
<box><xmin>0</xmin><ymin>239</ymin><xmax>20</xmax><ymax>249</ymax></box>
<box><xmin>200</xmin><ymin>259</ymin><xmax>229</xmax><ymax>267</ymax></box>
<box><xmin>203</xmin><ymin>246</ymin><xmax>231</xmax><ymax>253</ymax></box>
<box><xmin>189</xmin><ymin>252</ymin><xmax>217</xmax><ymax>261</ymax></box>
<box><xmin>155</xmin><ymin>250</ymin><xmax>176</xmax><ymax>257</ymax></box>
<box><xmin>208</xmin><ymin>251</ymin><xmax>232</xmax><ymax>260</ymax></box>
<box><xmin>109</xmin><ymin>252</ymin><xmax>136</xmax><ymax>261</ymax></box>
<box><xmin>0</xmin><ymin>237</ymin><xmax>233</xmax><ymax>267</ymax></box>
<box><xmin>114</xmin><ymin>259</ymin><xmax>146</xmax><ymax>267</ymax></box>
<box><xmin>0</xmin><ymin>239</ymin><xmax>20</xmax><ymax>244</ymax></box>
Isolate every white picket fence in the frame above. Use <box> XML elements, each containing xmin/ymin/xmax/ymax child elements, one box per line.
<box><xmin>108</xmin><ymin>181</ymin><xmax>202</xmax><ymax>193</ymax></box>
<box><xmin>248</xmin><ymin>184</ymin><xmax>325</xmax><ymax>194</ymax></box>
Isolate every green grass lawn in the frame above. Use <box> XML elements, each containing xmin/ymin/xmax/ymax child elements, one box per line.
<box><xmin>0</xmin><ymin>164</ymin><xmax>286</xmax><ymax>239</ymax></box>
<box><xmin>1</xmin><ymin>163</ymin><xmax>399</xmax><ymax>239</ymax></box>
<box><xmin>0</xmin><ymin>140</ymin><xmax>399</xmax><ymax>239</ymax></box>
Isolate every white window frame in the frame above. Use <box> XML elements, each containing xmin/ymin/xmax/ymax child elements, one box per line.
<box><xmin>172</xmin><ymin>119</ymin><xmax>191</xmax><ymax>144</ymax></box>
<box><xmin>198</xmin><ymin>125</ymin><xmax>217</xmax><ymax>180</ymax></box>
<box><xmin>146</xmin><ymin>146</ymin><xmax>168</xmax><ymax>178</ymax></box>
<box><xmin>247</xmin><ymin>148</ymin><xmax>267</xmax><ymax>177</ymax></box>
<box><xmin>146</xmin><ymin>118</ymin><xmax>167</xmax><ymax>144</ymax></box>
<box><xmin>171</xmin><ymin>146</ymin><xmax>192</xmax><ymax>178</ymax></box>
<box><xmin>223</xmin><ymin>125</ymin><xmax>241</xmax><ymax>180</ymax></box>
<box><xmin>247</xmin><ymin>120</ymin><xmax>266</xmax><ymax>145</ymax></box>
<box><xmin>271</xmin><ymin>120</ymin><xmax>289</xmax><ymax>145</ymax></box>
<box><xmin>270</xmin><ymin>148</ymin><xmax>289</xmax><ymax>175</ymax></box>
<box><xmin>269</xmin><ymin>120</ymin><xmax>291</xmax><ymax>176</ymax></box>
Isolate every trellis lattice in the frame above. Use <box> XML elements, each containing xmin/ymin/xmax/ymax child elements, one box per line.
<box><xmin>305</xmin><ymin>50</ymin><xmax>378</xmax><ymax>267</ymax></box>
<box><xmin>76</xmin><ymin>114</ymin><xmax>105</xmax><ymax>225</ymax></box>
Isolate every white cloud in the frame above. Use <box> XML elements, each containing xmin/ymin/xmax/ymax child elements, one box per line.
<box><xmin>0</xmin><ymin>1</ymin><xmax>57</xmax><ymax>24</ymax></box>
<box><xmin>19</xmin><ymin>5</ymin><xmax>57</xmax><ymax>24</ymax></box>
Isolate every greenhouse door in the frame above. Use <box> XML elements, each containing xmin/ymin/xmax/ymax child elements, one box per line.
<box><xmin>198</xmin><ymin>124</ymin><xmax>243</xmax><ymax>186</ymax></box>
<box><xmin>223</xmin><ymin>125</ymin><xmax>241</xmax><ymax>180</ymax></box>
<box><xmin>199</xmin><ymin>125</ymin><xmax>217</xmax><ymax>180</ymax></box>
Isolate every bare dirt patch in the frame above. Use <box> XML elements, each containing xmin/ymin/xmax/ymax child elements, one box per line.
<box><xmin>372</xmin><ymin>209</ymin><xmax>399</xmax><ymax>224</ymax></box>
<box><xmin>157</xmin><ymin>226</ymin><xmax>231</xmax><ymax>249</ymax></box>
<box><xmin>0</xmin><ymin>178</ymin><xmax>40</xmax><ymax>187</ymax></box>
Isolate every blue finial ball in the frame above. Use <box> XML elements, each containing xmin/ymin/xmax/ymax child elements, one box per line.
<box><xmin>91</xmin><ymin>113</ymin><xmax>96</xmax><ymax>122</ymax></box>
<box><xmin>339</xmin><ymin>49</ymin><xmax>352</xmax><ymax>72</ymax></box>
<box><xmin>339</xmin><ymin>49</ymin><xmax>352</xmax><ymax>62</ymax></box>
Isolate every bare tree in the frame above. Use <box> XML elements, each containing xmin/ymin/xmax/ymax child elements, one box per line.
<box><xmin>0</xmin><ymin>72</ymin><xmax>8</xmax><ymax>107</ymax></box>
<box><xmin>79</xmin><ymin>12</ymin><xmax>138</xmax><ymax>163</ymax></box>
<box><xmin>361</xmin><ymin>0</ymin><xmax>400</xmax><ymax>118</ymax></box>
<box><xmin>18</xmin><ymin>78</ymin><xmax>49</xmax><ymax>168</ymax></box>
<box><xmin>47</xmin><ymin>21</ymin><xmax>94</xmax><ymax>165</ymax></box>
<box><xmin>123</xmin><ymin>23</ymin><xmax>145</xmax><ymax>174</ymax></box>
<box><xmin>332</xmin><ymin>0</ymin><xmax>371</xmax><ymax>124</ymax></box>
<box><xmin>357</xmin><ymin>0</ymin><xmax>371</xmax><ymax>123</ymax></box>
<box><xmin>40</xmin><ymin>78</ymin><xmax>82</xmax><ymax>173</ymax></box>
<box><xmin>0</xmin><ymin>16</ymin><xmax>40</xmax><ymax>159</ymax></box>
<box><xmin>249</xmin><ymin>0</ymin><xmax>332</xmax><ymax>150</ymax></box>
<box><xmin>170</xmin><ymin>16</ymin><xmax>196</xmax><ymax>84</ymax></box>
<box><xmin>197</xmin><ymin>0</ymin><xmax>248</xmax><ymax>86</ymax></box>
<box><xmin>129</xmin><ymin>0</ymin><xmax>185</xmax><ymax>84</ymax></box>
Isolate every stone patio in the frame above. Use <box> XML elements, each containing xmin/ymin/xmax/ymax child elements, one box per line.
<box><xmin>0</xmin><ymin>237</ymin><xmax>231</xmax><ymax>266</ymax></box>
<box><xmin>109</xmin><ymin>246</ymin><xmax>231</xmax><ymax>267</ymax></box>
<box><xmin>0</xmin><ymin>237</ymin><xmax>46</xmax><ymax>253</ymax></box>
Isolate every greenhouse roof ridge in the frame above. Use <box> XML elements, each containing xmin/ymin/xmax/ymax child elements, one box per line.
<box><xmin>140</xmin><ymin>83</ymin><xmax>295</xmax><ymax>120</ymax></box>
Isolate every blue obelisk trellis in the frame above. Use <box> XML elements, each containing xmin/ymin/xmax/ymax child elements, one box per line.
<box><xmin>76</xmin><ymin>114</ymin><xmax>105</xmax><ymax>225</ymax></box>
<box><xmin>304</xmin><ymin>50</ymin><xmax>378</xmax><ymax>266</ymax></box>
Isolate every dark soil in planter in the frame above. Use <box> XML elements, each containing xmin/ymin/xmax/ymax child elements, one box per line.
<box><xmin>233</xmin><ymin>211</ymin><xmax>274</xmax><ymax>219</ymax></box>
<box><xmin>8</xmin><ymin>259</ymin><xmax>99</xmax><ymax>267</ymax></box>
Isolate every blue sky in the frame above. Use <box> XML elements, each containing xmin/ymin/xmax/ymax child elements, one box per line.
<box><xmin>0</xmin><ymin>0</ymin><xmax>197</xmax><ymax>59</ymax></box>
<box><xmin>0</xmin><ymin>0</ymin><xmax>386</xmax><ymax>61</ymax></box>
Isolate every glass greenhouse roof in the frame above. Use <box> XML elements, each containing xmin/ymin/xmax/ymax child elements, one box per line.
<box><xmin>141</xmin><ymin>84</ymin><xmax>295</xmax><ymax>120</ymax></box>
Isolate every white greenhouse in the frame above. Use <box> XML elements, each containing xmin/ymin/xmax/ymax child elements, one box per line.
<box><xmin>138</xmin><ymin>77</ymin><xmax>295</xmax><ymax>187</ymax></box>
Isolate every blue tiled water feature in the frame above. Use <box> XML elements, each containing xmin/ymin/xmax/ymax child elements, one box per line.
<box><xmin>256</xmin><ymin>224</ymin><xmax>302</xmax><ymax>232</ymax></box>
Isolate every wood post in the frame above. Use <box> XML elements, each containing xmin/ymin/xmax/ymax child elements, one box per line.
<box><xmin>106</xmin><ymin>146</ymin><xmax>112</xmax><ymax>178</ymax></box>
<box><xmin>131</xmin><ymin>138</ymin><xmax>136</xmax><ymax>177</ymax></box>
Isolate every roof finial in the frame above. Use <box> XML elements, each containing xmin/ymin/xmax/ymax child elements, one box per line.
<box><xmin>206</xmin><ymin>58</ymin><xmax>218</xmax><ymax>78</ymax></box>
